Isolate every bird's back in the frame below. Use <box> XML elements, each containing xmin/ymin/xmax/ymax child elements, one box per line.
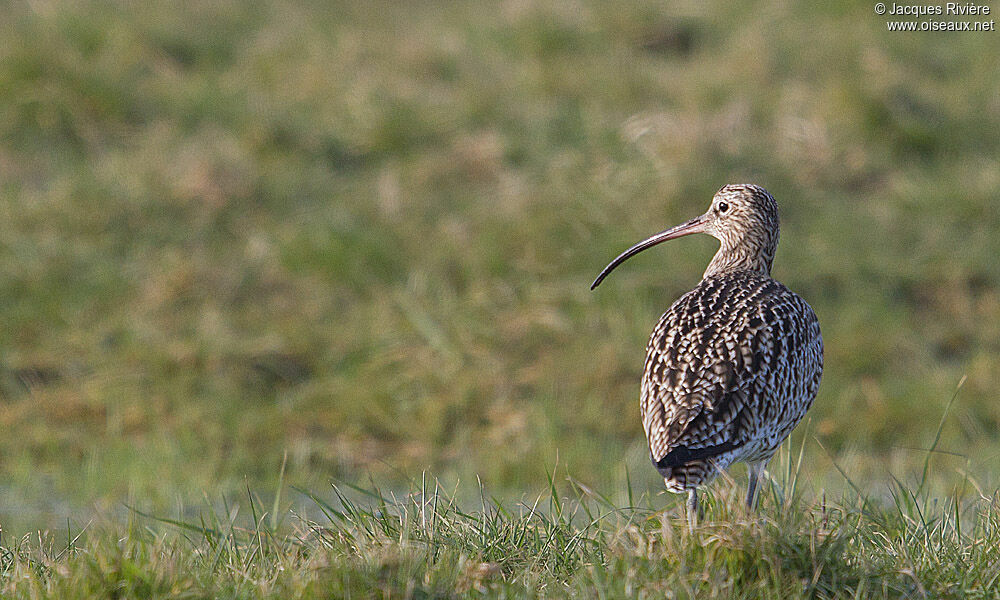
<box><xmin>641</xmin><ymin>270</ymin><xmax>823</xmax><ymax>491</ymax></box>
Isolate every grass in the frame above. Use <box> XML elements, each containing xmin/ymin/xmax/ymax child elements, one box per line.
<box><xmin>0</xmin><ymin>0</ymin><xmax>999</xmax><ymax>594</ymax></box>
<box><xmin>2</xmin><ymin>463</ymin><xmax>999</xmax><ymax>598</ymax></box>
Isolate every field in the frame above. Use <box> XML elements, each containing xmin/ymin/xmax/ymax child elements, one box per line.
<box><xmin>1</xmin><ymin>0</ymin><xmax>999</xmax><ymax>596</ymax></box>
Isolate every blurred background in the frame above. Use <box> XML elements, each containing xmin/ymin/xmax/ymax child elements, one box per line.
<box><xmin>0</xmin><ymin>0</ymin><xmax>998</xmax><ymax>532</ymax></box>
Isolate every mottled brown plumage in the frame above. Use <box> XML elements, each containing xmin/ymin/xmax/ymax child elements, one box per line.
<box><xmin>592</xmin><ymin>184</ymin><xmax>823</xmax><ymax>528</ymax></box>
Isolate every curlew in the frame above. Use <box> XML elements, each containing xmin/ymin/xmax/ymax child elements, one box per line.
<box><xmin>591</xmin><ymin>184</ymin><xmax>823</xmax><ymax>529</ymax></box>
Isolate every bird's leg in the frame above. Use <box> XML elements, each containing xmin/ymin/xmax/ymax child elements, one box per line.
<box><xmin>686</xmin><ymin>488</ymin><xmax>698</xmax><ymax>532</ymax></box>
<box><xmin>746</xmin><ymin>461</ymin><xmax>765</xmax><ymax>511</ymax></box>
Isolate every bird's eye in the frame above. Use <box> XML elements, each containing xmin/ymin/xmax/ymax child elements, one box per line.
<box><xmin>717</xmin><ymin>201</ymin><xmax>729</xmax><ymax>213</ymax></box>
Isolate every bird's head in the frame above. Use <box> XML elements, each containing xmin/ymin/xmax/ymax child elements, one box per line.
<box><xmin>591</xmin><ymin>184</ymin><xmax>780</xmax><ymax>289</ymax></box>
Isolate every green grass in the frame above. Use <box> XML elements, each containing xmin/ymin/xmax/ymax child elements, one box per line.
<box><xmin>0</xmin><ymin>0</ymin><xmax>999</xmax><ymax>594</ymax></box>
<box><xmin>2</xmin><ymin>467</ymin><xmax>999</xmax><ymax>598</ymax></box>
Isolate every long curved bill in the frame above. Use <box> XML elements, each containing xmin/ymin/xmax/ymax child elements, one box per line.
<box><xmin>591</xmin><ymin>214</ymin><xmax>709</xmax><ymax>290</ymax></box>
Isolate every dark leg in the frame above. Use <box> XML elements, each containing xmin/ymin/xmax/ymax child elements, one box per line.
<box><xmin>746</xmin><ymin>461</ymin><xmax>765</xmax><ymax>511</ymax></box>
<box><xmin>686</xmin><ymin>488</ymin><xmax>698</xmax><ymax>532</ymax></box>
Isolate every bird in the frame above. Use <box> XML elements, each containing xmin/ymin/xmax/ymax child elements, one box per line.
<box><xmin>591</xmin><ymin>184</ymin><xmax>823</xmax><ymax>530</ymax></box>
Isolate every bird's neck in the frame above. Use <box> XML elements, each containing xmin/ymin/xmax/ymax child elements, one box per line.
<box><xmin>703</xmin><ymin>245</ymin><xmax>774</xmax><ymax>279</ymax></box>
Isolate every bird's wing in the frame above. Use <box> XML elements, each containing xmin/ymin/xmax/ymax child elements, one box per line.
<box><xmin>642</xmin><ymin>363</ymin><xmax>761</xmax><ymax>467</ymax></box>
<box><xmin>641</xmin><ymin>280</ymin><xmax>809</xmax><ymax>466</ymax></box>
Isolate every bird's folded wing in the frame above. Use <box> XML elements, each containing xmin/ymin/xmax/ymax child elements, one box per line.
<box><xmin>643</xmin><ymin>325</ymin><xmax>770</xmax><ymax>464</ymax></box>
<box><xmin>646</xmin><ymin>384</ymin><xmax>756</xmax><ymax>465</ymax></box>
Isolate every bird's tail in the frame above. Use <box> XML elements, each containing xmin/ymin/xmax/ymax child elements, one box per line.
<box><xmin>659</xmin><ymin>461</ymin><xmax>712</xmax><ymax>493</ymax></box>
